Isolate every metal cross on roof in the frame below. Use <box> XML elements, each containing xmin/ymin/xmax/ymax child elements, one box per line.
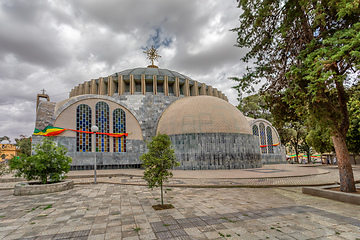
<box><xmin>41</xmin><ymin>89</ymin><xmax>46</xmax><ymax>95</ymax></box>
<box><xmin>143</xmin><ymin>46</ymin><xmax>161</xmax><ymax>67</ymax></box>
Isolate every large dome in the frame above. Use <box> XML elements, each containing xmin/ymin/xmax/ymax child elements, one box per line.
<box><xmin>157</xmin><ymin>96</ymin><xmax>252</xmax><ymax>135</ymax></box>
<box><xmin>113</xmin><ymin>67</ymin><xmax>194</xmax><ymax>80</ymax></box>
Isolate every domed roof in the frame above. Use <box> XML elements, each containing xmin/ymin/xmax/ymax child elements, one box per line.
<box><xmin>157</xmin><ymin>96</ymin><xmax>252</xmax><ymax>135</ymax></box>
<box><xmin>113</xmin><ymin>67</ymin><xmax>194</xmax><ymax>80</ymax></box>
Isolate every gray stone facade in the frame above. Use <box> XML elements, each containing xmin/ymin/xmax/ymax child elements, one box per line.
<box><xmin>34</xmin><ymin>89</ymin><xmax>268</xmax><ymax>170</ymax></box>
<box><xmin>170</xmin><ymin>133</ymin><xmax>262</xmax><ymax>170</ymax></box>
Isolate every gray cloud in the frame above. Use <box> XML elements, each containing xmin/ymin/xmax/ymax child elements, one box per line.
<box><xmin>0</xmin><ymin>0</ymin><xmax>248</xmax><ymax>141</ymax></box>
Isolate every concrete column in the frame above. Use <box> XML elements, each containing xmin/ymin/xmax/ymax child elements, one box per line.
<box><xmin>78</xmin><ymin>84</ymin><xmax>84</xmax><ymax>95</ymax></box>
<box><xmin>118</xmin><ymin>75</ymin><xmax>125</xmax><ymax>95</ymax></box>
<box><xmin>191</xmin><ymin>81</ymin><xmax>199</xmax><ymax>96</ymax></box>
<box><xmin>108</xmin><ymin>76</ymin><xmax>115</xmax><ymax>96</ymax></box>
<box><xmin>222</xmin><ymin>93</ymin><xmax>226</xmax><ymax>100</ymax></box>
<box><xmin>74</xmin><ymin>86</ymin><xmax>79</xmax><ymax>96</ymax></box>
<box><xmin>153</xmin><ymin>75</ymin><xmax>157</xmax><ymax>95</ymax></box>
<box><xmin>200</xmin><ymin>83</ymin><xmax>206</xmax><ymax>95</ymax></box>
<box><xmin>84</xmin><ymin>81</ymin><xmax>90</xmax><ymax>94</ymax></box>
<box><xmin>224</xmin><ymin>96</ymin><xmax>228</xmax><ymax>102</ymax></box>
<box><xmin>174</xmin><ymin>77</ymin><xmax>180</xmax><ymax>97</ymax></box>
<box><xmin>130</xmin><ymin>75</ymin><xmax>135</xmax><ymax>95</ymax></box>
<box><xmin>217</xmin><ymin>90</ymin><xmax>222</xmax><ymax>99</ymax></box>
<box><xmin>213</xmin><ymin>88</ymin><xmax>218</xmax><ymax>97</ymax></box>
<box><xmin>69</xmin><ymin>89</ymin><xmax>74</xmax><ymax>98</ymax></box>
<box><xmin>164</xmin><ymin>76</ymin><xmax>169</xmax><ymax>96</ymax></box>
<box><xmin>90</xmin><ymin>79</ymin><xmax>97</xmax><ymax>94</ymax></box>
<box><xmin>183</xmin><ymin>79</ymin><xmax>190</xmax><ymax>96</ymax></box>
<box><xmin>141</xmin><ymin>74</ymin><xmax>146</xmax><ymax>95</ymax></box>
<box><xmin>207</xmin><ymin>86</ymin><xmax>213</xmax><ymax>96</ymax></box>
<box><xmin>99</xmin><ymin>78</ymin><xmax>106</xmax><ymax>95</ymax></box>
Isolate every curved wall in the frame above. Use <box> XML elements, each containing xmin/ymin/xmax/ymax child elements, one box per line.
<box><xmin>171</xmin><ymin>133</ymin><xmax>261</xmax><ymax>170</ymax></box>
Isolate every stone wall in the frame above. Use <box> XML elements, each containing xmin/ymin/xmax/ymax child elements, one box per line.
<box><xmin>169</xmin><ymin>133</ymin><xmax>262</xmax><ymax>170</ymax></box>
<box><xmin>35</xmin><ymin>101</ymin><xmax>56</xmax><ymax>130</ymax></box>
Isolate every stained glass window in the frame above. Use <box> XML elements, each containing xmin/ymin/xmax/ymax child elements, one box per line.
<box><xmin>95</xmin><ymin>102</ymin><xmax>109</xmax><ymax>152</ymax></box>
<box><xmin>113</xmin><ymin>108</ymin><xmax>126</xmax><ymax>152</ymax></box>
<box><xmin>267</xmin><ymin>126</ymin><xmax>274</xmax><ymax>154</ymax></box>
<box><xmin>252</xmin><ymin>125</ymin><xmax>259</xmax><ymax>136</ymax></box>
<box><xmin>76</xmin><ymin>104</ymin><xmax>92</xmax><ymax>152</ymax></box>
<box><xmin>259</xmin><ymin>123</ymin><xmax>267</xmax><ymax>154</ymax></box>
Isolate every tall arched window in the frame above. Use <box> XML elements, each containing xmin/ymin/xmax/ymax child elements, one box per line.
<box><xmin>76</xmin><ymin>104</ymin><xmax>92</xmax><ymax>152</ymax></box>
<box><xmin>95</xmin><ymin>102</ymin><xmax>109</xmax><ymax>152</ymax></box>
<box><xmin>252</xmin><ymin>125</ymin><xmax>259</xmax><ymax>136</ymax></box>
<box><xmin>259</xmin><ymin>123</ymin><xmax>267</xmax><ymax>154</ymax></box>
<box><xmin>267</xmin><ymin>126</ymin><xmax>274</xmax><ymax>154</ymax></box>
<box><xmin>113</xmin><ymin>108</ymin><xmax>126</xmax><ymax>152</ymax></box>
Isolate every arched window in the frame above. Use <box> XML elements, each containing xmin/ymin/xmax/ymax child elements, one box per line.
<box><xmin>259</xmin><ymin>123</ymin><xmax>267</xmax><ymax>154</ymax></box>
<box><xmin>113</xmin><ymin>108</ymin><xmax>126</xmax><ymax>152</ymax></box>
<box><xmin>252</xmin><ymin>125</ymin><xmax>259</xmax><ymax>136</ymax></box>
<box><xmin>267</xmin><ymin>126</ymin><xmax>274</xmax><ymax>154</ymax></box>
<box><xmin>95</xmin><ymin>102</ymin><xmax>109</xmax><ymax>152</ymax></box>
<box><xmin>76</xmin><ymin>104</ymin><xmax>92</xmax><ymax>152</ymax></box>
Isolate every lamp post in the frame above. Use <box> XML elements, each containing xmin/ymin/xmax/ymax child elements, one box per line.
<box><xmin>91</xmin><ymin>125</ymin><xmax>99</xmax><ymax>184</ymax></box>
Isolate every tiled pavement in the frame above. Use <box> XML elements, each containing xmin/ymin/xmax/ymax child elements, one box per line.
<box><xmin>0</xmin><ymin>165</ymin><xmax>359</xmax><ymax>239</ymax></box>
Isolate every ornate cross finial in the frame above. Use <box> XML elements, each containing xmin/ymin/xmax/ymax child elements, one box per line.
<box><xmin>41</xmin><ymin>89</ymin><xmax>46</xmax><ymax>95</ymax></box>
<box><xmin>143</xmin><ymin>46</ymin><xmax>161</xmax><ymax>68</ymax></box>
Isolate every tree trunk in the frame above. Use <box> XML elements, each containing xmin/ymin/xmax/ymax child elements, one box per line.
<box><xmin>332</xmin><ymin>134</ymin><xmax>356</xmax><ymax>192</ymax></box>
<box><xmin>160</xmin><ymin>183</ymin><xmax>163</xmax><ymax>205</ymax></box>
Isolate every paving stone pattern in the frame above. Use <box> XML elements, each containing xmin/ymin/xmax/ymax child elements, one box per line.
<box><xmin>0</xmin><ymin>184</ymin><xmax>360</xmax><ymax>239</ymax></box>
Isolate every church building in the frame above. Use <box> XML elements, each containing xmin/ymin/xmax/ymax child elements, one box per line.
<box><xmin>33</xmin><ymin>47</ymin><xmax>285</xmax><ymax>170</ymax></box>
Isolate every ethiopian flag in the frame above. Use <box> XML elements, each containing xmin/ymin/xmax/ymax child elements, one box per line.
<box><xmin>33</xmin><ymin>126</ymin><xmax>129</xmax><ymax>137</ymax></box>
<box><xmin>33</xmin><ymin>126</ymin><xmax>67</xmax><ymax>137</ymax></box>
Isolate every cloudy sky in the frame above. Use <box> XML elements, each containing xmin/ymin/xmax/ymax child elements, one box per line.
<box><xmin>0</xmin><ymin>0</ymin><xmax>249</xmax><ymax>142</ymax></box>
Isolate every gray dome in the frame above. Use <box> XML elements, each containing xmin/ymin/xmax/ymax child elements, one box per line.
<box><xmin>113</xmin><ymin>67</ymin><xmax>194</xmax><ymax>80</ymax></box>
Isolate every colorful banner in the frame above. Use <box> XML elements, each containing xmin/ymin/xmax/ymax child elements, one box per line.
<box><xmin>34</xmin><ymin>126</ymin><xmax>128</xmax><ymax>138</ymax></box>
<box><xmin>260</xmin><ymin>143</ymin><xmax>280</xmax><ymax>148</ymax></box>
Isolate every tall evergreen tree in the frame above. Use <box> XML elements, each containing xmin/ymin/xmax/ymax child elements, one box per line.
<box><xmin>232</xmin><ymin>0</ymin><xmax>360</xmax><ymax>192</ymax></box>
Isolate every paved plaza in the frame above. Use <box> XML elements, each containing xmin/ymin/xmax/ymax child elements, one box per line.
<box><xmin>0</xmin><ymin>164</ymin><xmax>359</xmax><ymax>240</ymax></box>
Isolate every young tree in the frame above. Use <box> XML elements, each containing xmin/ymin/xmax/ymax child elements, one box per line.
<box><xmin>9</xmin><ymin>138</ymin><xmax>72</xmax><ymax>184</ymax></box>
<box><xmin>140</xmin><ymin>133</ymin><xmax>179</xmax><ymax>206</ymax></box>
<box><xmin>232</xmin><ymin>0</ymin><xmax>360</xmax><ymax>192</ymax></box>
<box><xmin>277</xmin><ymin>122</ymin><xmax>307</xmax><ymax>163</ymax></box>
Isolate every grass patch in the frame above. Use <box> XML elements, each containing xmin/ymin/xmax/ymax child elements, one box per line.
<box><xmin>166</xmin><ymin>189</ymin><xmax>172</xmax><ymax>191</ymax></box>
<box><xmin>335</xmin><ymin>231</ymin><xmax>340</xmax><ymax>235</ymax></box>
<box><xmin>38</xmin><ymin>215</ymin><xmax>47</xmax><ymax>217</ymax></box>
<box><xmin>134</xmin><ymin>227</ymin><xmax>141</xmax><ymax>233</ymax></box>
<box><xmin>0</xmin><ymin>216</ymin><xmax>5</xmax><ymax>218</ymax></box>
<box><xmin>220</xmin><ymin>217</ymin><xmax>235</xmax><ymax>223</ymax></box>
<box><xmin>163</xmin><ymin>224</ymin><xmax>170</xmax><ymax>226</ymax></box>
<box><xmin>218</xmin><ymin>232</ymin><xmax>225</xmax><ymax>237</ymax></box>
<box><xmin>43</xmin><ymin>204</ymin><xmax>52</xmax><ymax>210</ymax></box>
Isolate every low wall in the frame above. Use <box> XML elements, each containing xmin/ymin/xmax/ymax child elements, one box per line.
<box><xmin>14</xmin><ymin>180</ymin><xmax>74</xmax><ymax>196</ymax></box>
<box><xmin>303</xmin><ymin>185</ymin><xmax>360</xmax><ymax>205</ymax></box>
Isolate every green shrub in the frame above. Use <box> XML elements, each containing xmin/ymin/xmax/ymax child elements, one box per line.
<box><xmin>9</xmin><ymin>138</ymin><xmax>72</xmax><ymax>184</ymax></box>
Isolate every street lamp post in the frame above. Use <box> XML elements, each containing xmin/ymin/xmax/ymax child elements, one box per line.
<box><xmin>91</xmin><ymin>125</ymin><xmax>99</xmax><ymax>184</ymax></box>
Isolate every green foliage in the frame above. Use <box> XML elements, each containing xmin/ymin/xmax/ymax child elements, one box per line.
<box><xmin>9</xmin><ymin>138</ymin><xmax>72</xmax><ymax>184</ymax></box>
<box><xmin>306</xmin><ymin>124</ymin><xmax>334</xmax><ymax>154</ymax></box>
<box><xmin>347</xmin><ymin>84</ymin><xmax>360</xmax><ymax>155</ymax></box>
<box><xmin>238</xmin><ymin>93</ymin><xmax>273</xmax><ymax>121</ymax></box>
<box><xmin>140</xmin><ymin>133</ymin><xmax>179</xmax><ymax>205</ymax></box>
<box><xmin>232</xmin><ymin>0</ymin><xmax>360</xmax><ymax>191</ymax></box>
<box><xmin>277</xmin><ymin>122</ymin><xmax>307</xmax><ymax>162</ymax></box>
<box><xmin>15</xmin><ymin>135</ymin><xmax>32</xmax><ymax>157</ymax></box>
